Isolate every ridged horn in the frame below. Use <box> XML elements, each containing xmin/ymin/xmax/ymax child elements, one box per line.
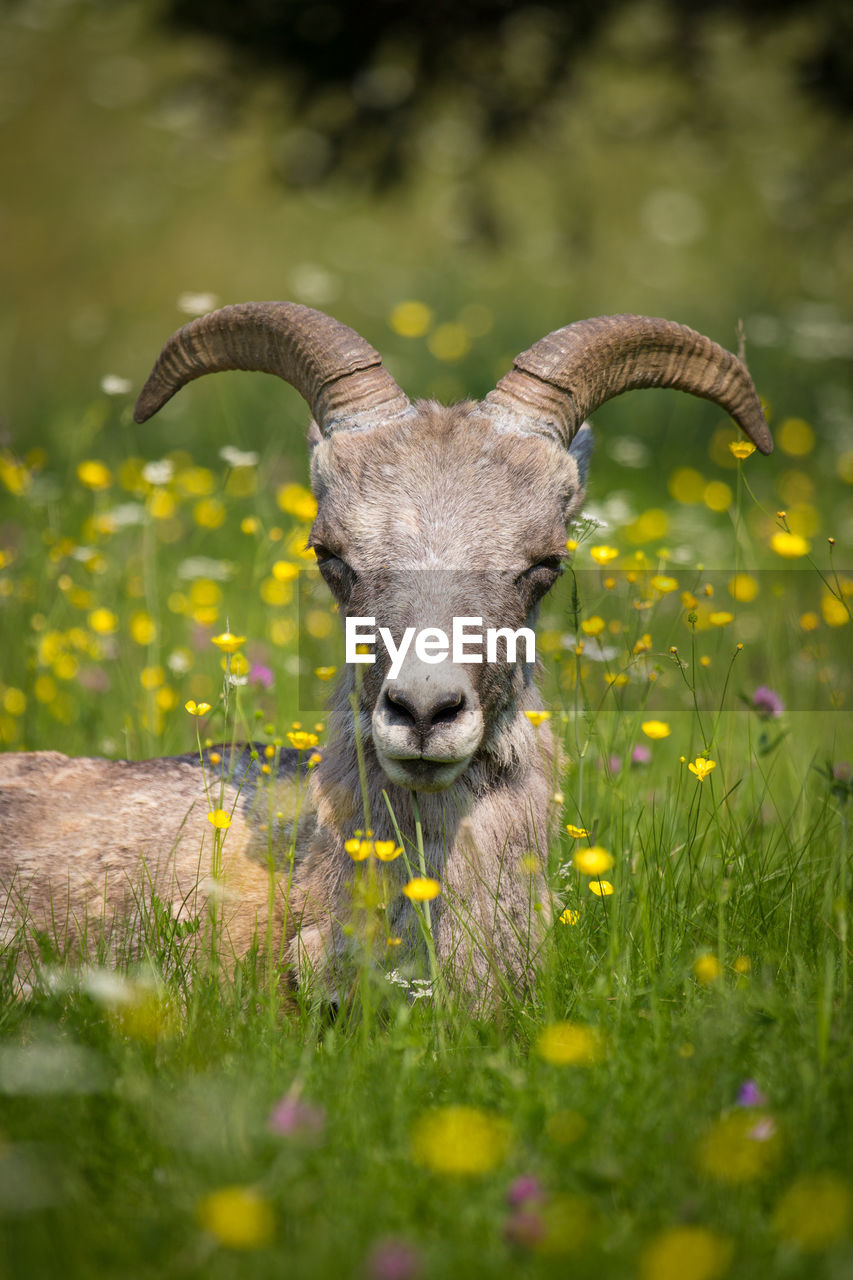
<box><xmin>133</xmin><ymin>301</ymin><xmax>411</xmax><ymax>433</ymax></box>
<box><xmin>483</xmin><ymin>314</ymin><xmax>772</xmax><ymax>454</ymax></box>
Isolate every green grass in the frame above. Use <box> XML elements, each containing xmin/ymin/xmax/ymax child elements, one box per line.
<box><xmin>0</xmin><ymin>393</ymin><xmax>851</xmax><ymax>1279</ymax></box>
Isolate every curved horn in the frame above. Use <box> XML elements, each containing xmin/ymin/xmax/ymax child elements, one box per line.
<box><xmin>133</xmin><ymin>301</ymin><xmax>411</xmax><ymax>433</ymax></box>
<box><xmin>483</xmin><ymin>314</ymin><xmax>772</xmax><ymax>454</ymax></box>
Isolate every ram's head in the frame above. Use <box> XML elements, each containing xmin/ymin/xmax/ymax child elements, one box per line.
<box><xmin>135</xmin><ymin>303</ymin><xmax>771</xmax><ymax>792</ymax></box>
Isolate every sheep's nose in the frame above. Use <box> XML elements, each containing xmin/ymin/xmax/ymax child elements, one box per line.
<box><xmin>383</xmin><ymin>685</ymin><xmax>467</xmax><ymax>744</ymax></box>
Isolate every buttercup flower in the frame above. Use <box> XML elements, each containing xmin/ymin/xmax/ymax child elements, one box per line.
<box><xmin>211</xmin><ymin>631</ymin><xmax>246</xmax><ymax>654</ymax></box>
<box><xmin>374</xmin><ymin>840</ymin><xmax>403</xmax><ymax>861</ymax></box>
<box><xmin>524</xmin><ymin>709</ymin><xmax>551</xmax><ymax>726</ymax></box>
<box><xmin>589</xmin><ymin>880</ymin><xmax>614</xmax><ymax>896</ymax></box>
<box><xmin>729</xmin><ymin>440</ymin><xmax>756</xmax><ymax>459</ymax></box>
<box><xmin>287</xmin><ymin>731</ymin><xmax>319</xmax><ymax>750</ymax></box>
<box><xmin>693</xmin><ymin>953</ymin><xmax>722</xmax><ymax>984</ymax></box>
<box><xmin>642</xmin><ymin>720</ymin><xmax>671</xmax><ymax>739</ymax></box>
<box><xmin>565</xmin><ymin>824</ymin><xmax>589</xmax><ymax>838</ymax></box>
<box><xmin>688</xmin><ymin>757</ymin><xmax>717</xmax><ymax>781</ymax></box>
<box><xmin>590</xmin><ymin>545</ymin><xmax>619</xmax><ymax>565</ymax></box>
<box><xmin>197</xmin><ymin>1186</ymin><xmax>274</xmax><ymax>1250</ymax></box>
<box><xmin>771</xmin><ymin>531</ymin><xmax>810</xmax><ymax>558</ymax></box>
<box><xmin>573</xmin><ymin>846</ymin><xmax>614</xmax><ymax>876</ymax></box>
<box><xmin>185</xmin><ymin>700</ymin><xmax>211</xmax><ymax>716</ymax></box>
<box><xmin>208</xmin><ymin>809</ymin><xmax>231</xmax><ymax>829</ymax></box>
<box><xmin>345</xmin><ymin>838</ymin><xmax>374</xmax><ymax>861</ymax></box>
<box><xmin>536</xmin><ymin>1021</ymin><xmax>604</xmax><ymax>1066</ymax></box>
<box><xmin>559</xmin><ymin>907</ymin><xmax>580</xmax><ymax>925</ymax></box>
<box><xmin>411</xmin><ymin>1105</ymin><xmax>510</xmax><ymax>1174</ymax></box>
<box><xmin>403</xmin><ymin>877</ymin><xmax>441</xmax><ymax>901</ymax></box>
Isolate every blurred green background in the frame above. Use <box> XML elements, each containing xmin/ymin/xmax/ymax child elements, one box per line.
<box><xmin>2</xmin><ymin>0</ymin><xmax>852</xmax><ymax>468</ymax></box>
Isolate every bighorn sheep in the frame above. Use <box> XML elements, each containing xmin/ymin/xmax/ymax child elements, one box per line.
<box><xmin>0</xmin><ymin>305</ymin><xmax>772</xmax><ymax>1002</ymax></box>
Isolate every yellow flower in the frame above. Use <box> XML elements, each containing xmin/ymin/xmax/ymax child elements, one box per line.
<box><xmin>709</xmin><ymin>611</ymin><xmax>734</xmax><ymax>626</ymax></box>
<box><xmin>240</xmin><ymin>515</ymin><xmax>260</xmax><ymax>535</ymax></box>
<box><xmin>374</xmin><ymin>840</ymin><xmax>403</xmax><ymax>861</ymax></box>
<box><xmin>822</xmin><ymin>594</ymin><xmax>850</xmax><ymax>627</ymax></box>
<box><xmin>693</xmin><ymin>953</ymin><xmax>722</xmax><ymax>984</ymax></box>
<box><xmin>275</xmin><ymin>482</ymin><xmax>317</xmax><ymax>522</ymax></box>
<box><xmin>345</xmin><ymin>838</ymin><xmax>374</xmax><ymax>861</ymax></box>
<box><xmin>642</xmin><ymin>720</ymin><xmax>670</xmax><ymax>740</ymax></box>
<box><xmin>411</xmin><ymin>1105</ymin><xmax>510</xmax><ymax>1174</ymax></box>
<box><xmin>287</xmin><ymin>730</ymin><xmax>319</xmax><ymax>750</ymax></box>
<box><xmin>580</xmin><ymin>616</ymin><xmax>605</xmax><ymax>636</ymax></box>
<box><xmin>88</xmin><ymin>607</ymin><xmax>117</xmax><ymax>635</ymax></box>
<box><xmin>771</xmin><ymin>530</ymin><xmax>810</xmax><ymax>558</ymax></box>
<box><xmin>403</xmin><ymin>877</ymin><xmax>441</xmax><ymax>901</ymax></box>
<box><xmin>130</xmin><ymin>611</ymin><xmax>157</xmax><ymax>646</ymax></box>
<box><xmin>193</xmin><ymin>498</ymin><xmax>226</xmax><ymax>530</ymax></box>
<box><xmin>185</xmin><ymin>700</ymin><xmax>211</xmax><ymax>716</ymax></box>
<box><xmin>633</xmin><ymin>633</ymin><xmax>652</xmax><ymax>654</ymax></box>
<box><xmin>573</xmin><ymin>846</ymin><xmax>614</xmax><ymax>876</ymax></box>
<box><xmin>560</xmin><ymin>907</ymin><xmax>580</xmax><ymax>925</ymax></box>
<box><xmin>777</xmin><ymin>416</ymin><xmax>815</xmax><ymax>457</ymax></box>
<box><xmin>728</xmin><ymin>573</ymin><xmax>758</xmax><ymax>602</ymax></box>
<box><xmin>211</xmin><ymin>632</ymin><xmax>246</xmax><ymax>654</ymax></box>
<box><xmin>696</xmin><ymin>1110</ymin><xmax>781</xmax><ymax>1182</ymax></box>
<box><xmin>272</xmin><ymin>560</ymin><xmax>299</xmax><ymax>582</ymax></box>
<box><xmin>589</xmin><ymin>880</ymin><xmax>614</xmax><ymax>896</ymax></box>
<box><xmin>390</xmin><ymin>300</ymin><xmax>433</xmax><ymax>339</ymax></box>
<box><xmin>536</xmin><ymin>1021</ymin><xmax>604</xmax><ymax>1066</ymax></box>
<box><xmin>650</xmin><ymin>574</ymin><xmax>678</xmax><ymax>594</ymax></box>
<box><xmin>565</xmin><ymin>824</ymin><xmax>589</xmax><ymax>839</ymax></box>
<box><xmin>590</xmin><ymin>545</ymin><xmax>619</xmax><ymax>565</ymax></box>
<box><xmin>77</xmin><ymin>460</ymin><xmax>113</xmax><ymax>490</ymax></box>
<box><xmin>640</xmin><ymin>1225</ymin><xmax>733</xmax><ymax>1280</ymax></box>
<box><xmin>688</xmin><ymin>757</ymin><xmax>716</xmax><ymax>781</ymax></box>
<box><xmin>208</xmin><ymin>809</ymin><xmax>232</xmax><ymax>829</ymax></box>
<box><xmin>773</xmin><ymin>1173</ymin><xmax>852</xmax><ymax>1251</ymax></box>
<box><xmin>314</xmin><ymin>666</ymin><xmax>337</xmax><ymax>681</ymax></box>
<box><xmin>729</xmin><ymin>440</ymin><xmax>757</xmax><ymax>459</ymax></box>
<box><xmin>524</xmin><ymin>709</ymin><xmax>551</xmax><ymax>726</ymax></box>
<box><xmin>197</xmin><ymin>1186</ymin><xmax>275</xmax><ymax>1250</ymax></box>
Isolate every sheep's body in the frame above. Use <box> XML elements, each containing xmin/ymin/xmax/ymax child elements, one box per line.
<box><xmin>0</xmin><ymin>747</ymin><xmax>306</xmax><ymax>975</ymax></box>
<box><xmin>0</xmin><ymin>303</ymin><xmax>772</xmax><ymax>1000</ymax></box>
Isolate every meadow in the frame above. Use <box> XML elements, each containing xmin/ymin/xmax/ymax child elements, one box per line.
<box><xmin>0</xmin><ymin>357</ymin><xmax>851</xmax><ymax>1279</ymax></box>
<box><xmin>2</xmin><ymin>1</ymin><xmax>853</xmax><ymax>1276</ymax></box>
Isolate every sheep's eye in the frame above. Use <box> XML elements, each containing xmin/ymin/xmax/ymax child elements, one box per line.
<box><xmin>313</xmin><ymin>546</ymin><xmax>357</xmax><ymax>599</ymax></box>
<box><xmin>516</xmin><ymin>557</ymin><xmax>564</xmax><ymax>601</ymax></box>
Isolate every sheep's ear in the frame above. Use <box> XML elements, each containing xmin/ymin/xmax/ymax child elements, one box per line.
<box><xmin>568</xmin><ymin>423</ymin><xmax>594</xmax><ymax>489</ymax></box>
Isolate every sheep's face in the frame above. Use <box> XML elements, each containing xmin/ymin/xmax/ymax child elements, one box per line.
<box><xmin>309</xmin><ymin>401</ymin><xmax>591</xmax><ymax>791</ymax></box>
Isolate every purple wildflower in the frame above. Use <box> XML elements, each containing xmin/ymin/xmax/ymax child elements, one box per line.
<box><xmin>737</xmin><ymin>1080</ymin><xmax>767</xmax><ymax>1108</ymax></box>
<box><xmin>506</xmin><ymin>1174</ymin><xmax>544</xmax><ymax>1207</ymax></box>
<box><xmin>631</xmin><ymin>744</ymin><xmax>652</xmax><ymax>766</ymax></box>
<box><xmin>250</xmin><ymin>663</ymin><xmax>274</xmax><ymax>689</ymax></box>
<box><xmin>366</xmin><ymin>1239</ymin><xmax>421</xmax><ymax>1280</ymax></box>
<box><xmin>752</xmin><ymin>685</ymin><xmax>784</xmax><ymax>719</ymax></box>
<box><xmin>267</xmin><ymin>1096</ymin><xmax>326</xmax><ymax>1138</ymax></box>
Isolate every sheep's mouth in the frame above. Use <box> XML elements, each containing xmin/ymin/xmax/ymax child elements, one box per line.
<box><xmin>376</xmin><ymin>750</ymin><xmax>471</xmax><ymax>793</ymax></box>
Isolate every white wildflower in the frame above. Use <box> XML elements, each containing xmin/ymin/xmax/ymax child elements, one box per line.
<box><xmin>219</xmin><ymin>445</ymin><xmax>259</xmax><ymax>469</ymax></box>
<box><xmin>100</xmin><ymin>374</ymin><xmax>132</xmax><ymax>396</ymax></box>
<box><xmin>142</xmin><ymin>459</ymin><xmax>174</xmax><ymax>486</ymax></box>
<box><xmin>177</xmin><ymin>291</ymin><xmax>219</xmax><ymax>316</ymax></box>
<box><xmin>177</xmin><ymin>556</ymin><xmax>234</xmax><ymax>581</ymax></box>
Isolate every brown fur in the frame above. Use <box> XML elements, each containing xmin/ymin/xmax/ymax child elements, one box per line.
<box><xmin>1</xmin><ymin>400</ymin><xmax>589</xmax><ymax>1005</ymax></box>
